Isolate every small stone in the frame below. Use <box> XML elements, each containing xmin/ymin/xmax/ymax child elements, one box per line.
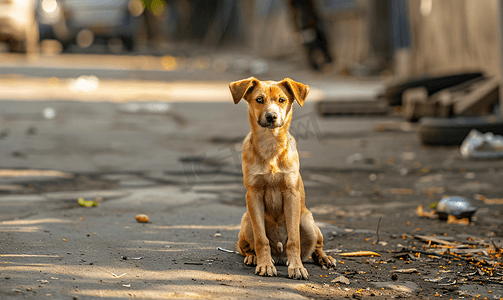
<box><xmin>331</xmin><ymin>275</ymin><xmax>350</xmax><ymax>285</ymax></box>
<box><xmin>135</xmin><ymin>214</ymin><xmax>149</xmax><ymax>223</ymax></box>
<box><xmin>26</xmin><ymin>126</ymin><xmax>37</xmax><ymax>135</ymax></box>
<box><xmin>5</xmin><ymin>276</ymin><xmax>11</xmax><ymax>279</ymax></box>
<box><xmin>371</xmin><ymin>281</ymin><xmax>420</xmax><ymax>293</ymax></box>
<box><xmin>12</xmin><ymin>151</ymin><xmax>27</xmax><ymax>158</ymax></box>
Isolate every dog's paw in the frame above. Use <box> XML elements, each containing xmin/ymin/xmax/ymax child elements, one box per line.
<box><xmin>319</xmin><ymin>255</ymin><xmax>336</xmax><ymax>269</ymax></box>
<box><xmin>244</xmin><ymin>254</ymin><xmax>257</xmax><ymax>266</ymax></box>
<box><xmin>288</xmin><ymin>266</ymin><xmax>309</xmax><ymax>280</ymax></box>
<box><xmin>255</xmin><ymin>263</ymin><xmax>277</xmax><ymax>277</ymax></box>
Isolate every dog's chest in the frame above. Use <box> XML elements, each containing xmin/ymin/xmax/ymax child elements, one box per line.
<box><xmin>250</xmin><ymin>170</ymin><xmax>298</xmax><ymax>216</ymax></box>
<box><xmin>264</xmin><ymin>184</ymin><xmax>283</xmax><ymax>216</ymax></box>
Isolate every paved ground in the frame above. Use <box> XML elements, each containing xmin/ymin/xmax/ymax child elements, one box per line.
<box><xmin>0</xmin><ymin>52</ymin><xmax>502</xmax><ymax>299</ymax></box>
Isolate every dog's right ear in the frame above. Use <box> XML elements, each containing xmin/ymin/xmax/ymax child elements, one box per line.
<box><xmin>229</xmin><ymin>77</ymin><xmax>258</xmax><ymax>104</ymax></box>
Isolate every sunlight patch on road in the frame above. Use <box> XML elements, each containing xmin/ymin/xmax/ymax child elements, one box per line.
<box><xmin>0</xmin><ymin>254</ymin><xmax>59</xmax><ymax>258</ymax></box>
<box><xmin>77</xmin><ymin>289</ymin><xmax>206</xmax><ymax>299</ymax></box>
<box><xmin>1</xmin><ymin>262</ymin><xmax>53</xmax><ymax>267</ymax></box>
<box><xmin>2</xmin><ymin>263</ymin><xmax>308</xmax><ymax>299</ymax></box>
<box><xmin>0</xmin><ymin>218</ymin><xmax>72</xmax><ymax>225</ymax></box>
<box><xmin>122</xmin><ymin>248</ymin><xmax>198</xmax><ymax>252</ymax></box>
<box><xmin>130</xmin><ymin>240</ymin><xmax>199</xmax><ymax>245</ymax></box>
<box><xmin>0</xmin><ymin>226</ymin><xmax>40</xmax><ymax>232</ymax></box>
<box><xmin>0</xmin><ymin>169</ymin><xmax>73</xmax><ymax>178</ymax></box>
<box><xmin>2</xmin><ymin>265</ymin><xmax>53</xmax><ymax>272</ymax></box>
<box><xmin>0</xmin><ymin>76</ymin><xmax>324</xmax><ymax>103</ymax></box>
<box><xmin>150</xmin><ymin>224</ymin><xmax>240</xmax><ymax>230</ymax></box>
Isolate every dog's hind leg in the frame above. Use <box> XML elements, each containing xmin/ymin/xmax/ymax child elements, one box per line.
<box><xmin>300</xmin><ymin>212</ymin><xmax>336</xmax><ymax>269</ymax></box>
<box><xmin>237</xmin><ymin>212</ymin><xmax>257</xmax><ymax>265</ymax></box>
<box><xmin>312</xmin><ymin>225</ymin><xmax>336</xmax><ymax>269</ymax></box>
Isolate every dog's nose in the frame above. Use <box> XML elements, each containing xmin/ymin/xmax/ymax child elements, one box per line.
<box><xmin>265</xmin><ymin>112</ymin><xmax>277</xmax><ymax>123</ymax></box>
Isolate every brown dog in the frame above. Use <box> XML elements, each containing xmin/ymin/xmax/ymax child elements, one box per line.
<box><xmin>229</xmin><ymin>77</ymin><xmax>335</xmax><ymax>280</ymax></box>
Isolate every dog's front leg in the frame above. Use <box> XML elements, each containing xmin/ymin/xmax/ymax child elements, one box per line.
<box><xmin>246</xmin><ymin>191</ymin><xmax>277</xmax><ymax>277</ymax></box>
<box><xmin>284</xmin><ymin>190</ymin><xmax>309</xmax><ymax>280</ymax></box>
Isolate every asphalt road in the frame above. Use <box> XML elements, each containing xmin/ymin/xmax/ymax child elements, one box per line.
<box><xmin>0</xmin><ymin>54</ymin><xmax>502</xmax><ymax>299</ymax></box>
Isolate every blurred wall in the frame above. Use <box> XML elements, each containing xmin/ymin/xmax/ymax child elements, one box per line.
<box><xmin>408</xmin><ymin>0</ymin><xmax>500</xmax><ymax>77</ymax></box>
<box><xmin>249</xmin><ymin>0</ymin><xmax>300</xmax><ymax>57</ymax></box>
<box><xmin>249</xmin><ymin>0</ymin><xmax>371</xmax><ymax>72</ymax></box>
<box><xmin>323</xmin><ymin>0</ymin><xmax>370</xmax><ymax>72</ymax></box>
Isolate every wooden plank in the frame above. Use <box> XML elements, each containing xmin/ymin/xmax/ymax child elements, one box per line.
<box><xmin>453</xmin><ymin>78</ymin><xmax>499</xmax><ymax>116</ymax></box>
<box><xmin>316</xmin><ymin>99</ymin><xmax>388</xmax><ymax>115</ymax></box>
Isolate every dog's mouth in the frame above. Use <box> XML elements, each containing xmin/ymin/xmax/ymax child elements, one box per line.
<box><xmin>258</xmin><ymin>119</ymin><xmax>283</xmax><ymax>129</ymax></box>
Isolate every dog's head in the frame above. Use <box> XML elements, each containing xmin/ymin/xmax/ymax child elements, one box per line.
<box><xmin>229</xmin><ymin>77</ymin><xmax>310</xmax><ymax>129</ymax></box>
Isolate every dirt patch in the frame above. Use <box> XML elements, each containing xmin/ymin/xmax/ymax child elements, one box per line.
<box><xmin>293</xmin><ymin>168</ymin><xmax>503</xmax><ymax>299</ymax></box>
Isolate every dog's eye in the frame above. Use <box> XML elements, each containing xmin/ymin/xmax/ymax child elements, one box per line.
<box><xmin>278</xmin><ymin>97</ymin><xmax>286</xmax><ymax>103</ymax></box>
<box><xmin>256</xmin><ymin>97</ymin><xmax>264</xmax><ymax>104</ymax></box>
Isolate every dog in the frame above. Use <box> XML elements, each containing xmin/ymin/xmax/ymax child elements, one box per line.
<box><xmin>229</xmin><ymin>77</ymin><xmax>336</xmax><ymax>280</ymax></box>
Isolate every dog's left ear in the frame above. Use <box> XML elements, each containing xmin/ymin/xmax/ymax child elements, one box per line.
<box><xmin>229</xmin><ymin>77</ymin><xmax>258</xmax><ymax>104</ymax></box>
<box><xmin>280</xmin><ymin>78</ymin><xmax>310</xmax><ymax>107</ymax></box>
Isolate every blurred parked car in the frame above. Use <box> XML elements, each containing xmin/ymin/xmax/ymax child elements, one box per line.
<box><xmin>37</xmin><ymin>0</ymin><xmax>142</xmax><ymax>52</ymax></box>
<box><xmin>0</xmin><ymin>0</ymin><xmax>39</xmax><ymax>53</ymax></box>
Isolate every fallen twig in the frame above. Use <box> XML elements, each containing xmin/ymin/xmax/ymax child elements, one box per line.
<box><xmin>376</xmin><ymin>217</ymin><xmax>381</xmax><ymax>243</ymax></box>
<box><xmin>324</xmin><ymin>248</ymin><xmax>343</xmax><ymax>253</ymax></box>
<box><xmin>217</xmin><ymin>247</ymin><xmax>239</xmax><ymax>254</ymax></box>
<box><xmin>438</xmin><ymin>279</ymin><xmax>457</xmax><ymax>286</ymax></box>
<box><xmin>411</xmin><ymin>234</ymin><xmax>458</xmax><ymax>246</ymax></box>
<box><xmin>121</xmin><ymin>256</ymin><xmax>144</xmax><ymax>260</ymax></box>
<box><xmin>391</xmin><ymin>268</ymin><xmax>418</xmax><ymax>274</ymax></box>
<box><xmin>98</xmin><ymin>267</ymin><xmax>126</xmax><ymax>278</ymax></box>
<box><xmin>397</xmin><ymin>248</ymin><xmax>493</xmax><ymax>266</ymax></box>
<box><xmin>459</xmin><ymin>269</ymin><xmax>484</xmax><ymax>277</ymax></box>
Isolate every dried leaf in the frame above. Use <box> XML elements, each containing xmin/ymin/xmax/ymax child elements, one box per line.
<box><xmin>78</xmin><ymin>197</ymin><xmax>98</xmax><ymax>207</ymax></box>
<box><xmin>474</xmin><ymin>194</ymin><xmax>503</xmax><ymax>204</ymax></box>
<box><xmin>135</xmin><ymin>214</ymin><xmax>150</xmax><ymax>223</ymax></box>
<box><xmin>446</xmin><ymin>215</ymin><xmax>469</xmax><ymax>225</ymax></box>
<box><xmin>338</xmin><ymin>251</ymin><xmax>380</xmax><ymax>257</ymax></box>
<box><xmin>484</xmin><ymin>198</ymin><xmax>503</xmax><ymax>205</ymax></box>
<box><xmin>416</xmin><ymin>205</ymin><xmax>437</xmax><ymax>218</ymax></box>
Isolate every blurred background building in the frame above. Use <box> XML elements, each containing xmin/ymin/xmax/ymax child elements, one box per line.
<box><xmin>0</xmin><ymin>0</ymin><xmax>501</xmax><ymax>79</ymax></box>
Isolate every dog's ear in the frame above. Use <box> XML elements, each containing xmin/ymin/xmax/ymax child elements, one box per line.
<box><xmin>229</xmin><ymin>77</ymin><xmax>258</xmax><ymax>104</ymax></box>
<box><xmin>280</xmin><ymin>78</ymin><xmax>310</xmax><ymax>107</ymax></box>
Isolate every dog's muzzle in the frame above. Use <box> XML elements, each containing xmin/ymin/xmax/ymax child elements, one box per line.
<box><xmin>259</xmin><ymin>112</ymin><xmax>282</xmax><ymax>128</ymax></box>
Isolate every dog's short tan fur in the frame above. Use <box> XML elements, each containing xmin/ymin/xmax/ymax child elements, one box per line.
<box><xmin>229</xmin><ymin>77</ymin><xmax>335</xmax><ymax>280</ymax></box>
